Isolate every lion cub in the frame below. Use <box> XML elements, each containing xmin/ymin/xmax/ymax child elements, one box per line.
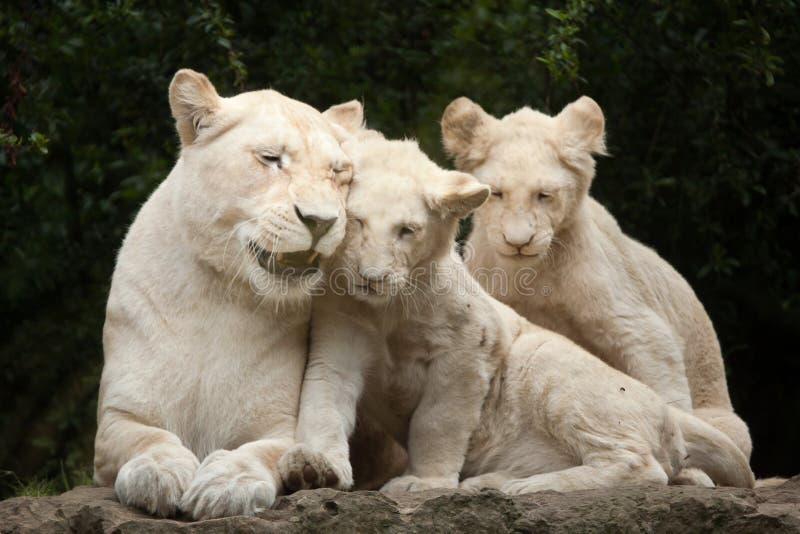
<box><xmin>441</xmin><ymin>96</ymin><xmax>752</xmax><ymax>463</ymax></box>
<box><xmin>278</xmin><ymin>115</ymin><xmax>754</xmax><ymax>495</ymax></box>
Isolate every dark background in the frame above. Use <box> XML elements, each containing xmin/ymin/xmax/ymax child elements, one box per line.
<box><xmin>1</xmin><ymin>1</ymin><xmax>798</xmax><ymax>497</ymax></box>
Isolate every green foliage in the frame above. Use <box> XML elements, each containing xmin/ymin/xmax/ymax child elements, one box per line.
<box><xmin>539</xmin><ymin>0</ymin><xmax>599</xmax><ymax>83</ymax></box>
<box><xmin>0</xmin><ymin>0</ymin><xmax>798</xmax><ymax>495</ymax></box>
<box><xmin>1</xmin><ymin>464</ymin><xmax>92</xmax><ymax>497</ymax></box>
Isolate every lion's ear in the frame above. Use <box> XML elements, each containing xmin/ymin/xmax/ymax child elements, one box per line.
<box><xmin>323</xmin><ymin>100</ymin><xmax>364</xmax><ymax>136</ymax></box>
<box><xmin>556</xmin><ymin>96</ymin><xmax>607</xmax><ymax>157</ymax></box>
<box><xmin>441</xmin><ymin>97</ymin><xmax>496</xmax><ymax>171</ymax></box>
<box><xmin>427</xmin><ymin>171</ymin><xmax>491</xmax><ymax>218</ymax></box>
<box><xmin>169</xmin><ymin>69</ymin><xmax>221</xmax><ymax>147</ymax></box>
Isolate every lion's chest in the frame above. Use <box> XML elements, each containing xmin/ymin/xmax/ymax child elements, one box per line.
<box><xmin>362</xmin><ymin>322</ymin><xmax>445</xmax><ymax>439</ymax></box>
<box><xmin>110</xmin><ymin>295</ymin><xmax>309</xmax><ymax>459</ymax></box>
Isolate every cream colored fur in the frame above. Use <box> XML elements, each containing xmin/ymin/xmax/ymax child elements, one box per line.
<box><xmin>279</xmin><ymin>118</ymin><xmax>754</xmax><ymax>497</ymax></box>
<box><xmin>94</xmin><ymin>70</ymin><xmax>353</xmax><ymax>519</ymax></box>
<box><xmin>441</xmin><ymin>96</ymin><xmax>752</xmax><ymax>463</ymax></box>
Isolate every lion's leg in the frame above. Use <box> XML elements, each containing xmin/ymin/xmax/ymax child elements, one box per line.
<box><xmin>500</xmin><ymin>454</ymin><xmax>669</xmax><ymax>495</ymax></box>
<box><xmin>611</xmin><ymin>314</ymin><xmax>693</xmax><ymax>412</ymax></box>
<box><xmin>279</xmin><ymin>304</ymin><xmax>376</xmax><ymax>493</ymax></box>
<box><xmin>380</xmin><ymin>347</ymin><xmax>493</xmax><ymax>494</ymax></box>
<box><xmin>94</xmin><ymin>410</ymin><xmax>199</xmax><ymax>517</ymax></box>
<box><xmin>180</xmin><ymin>437</ymin><xmax>291</xmax><ymax>520</ymax></box>
<box><xmin>693</xmin><ymin>407</ymin><xmax>752</xmax><ymax>459</ymax></box>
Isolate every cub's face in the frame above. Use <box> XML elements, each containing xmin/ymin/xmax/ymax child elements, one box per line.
<box><xmin>471</xmin><ymin>139</ymin><xmax>577</xmax><ymax>261</ymax></box>
<box><xmin>326</xmin><ymin>134</ymin><xmax>489</xmax><ymax>306</ymax></box>
<box><xmin>442</xmin><ymin>96</ymin><xmax>606</xmax><ymax>269</ymax></box>
<box><xmin>168</xmin><ymin>70</ymin><xmax>353</xmax><ymax>296</ymax></box>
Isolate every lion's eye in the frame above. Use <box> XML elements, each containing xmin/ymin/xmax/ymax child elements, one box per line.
<box><xmin>399</xmin><ymin>226</ymin><xmax>416</xmax><ymax>238</ymax></box>
<box><xmin>491</xmin><ymin>190</ymin><xmax>503</xmax><ymax>199</ymax></box>
<box><xmin>350</xmin><ymin>218</ymin><xmax>365</xmax><ymax>229</ymax></box>
<box><xmin>332</xmin><ymin>163</ymin><xmax>353</xmax><ymax>186</ymax></box>
<box><xmin>538</xmin><ymin>192</ymin><xmax>552</xmax><ymax>201</ymax></box>
<box><xmin>256</xmin><ymin>153</ymin><xmax>283</xmax><ymax>169</ymax></box>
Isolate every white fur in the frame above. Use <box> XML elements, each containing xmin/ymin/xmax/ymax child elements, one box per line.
<box><xmin>281</xmin><ymin>125</ymin><xmax>754</xmax><ymax>498</ymax></box>
<box><xmin>441</xmin><ymin>96</ymin><xmax>752</xmax><ymax>464</ymax></box>
<box><xmin>94</xmin><ymin>70</ymin><xmax>351</xmax><ymax>519</ymax></box>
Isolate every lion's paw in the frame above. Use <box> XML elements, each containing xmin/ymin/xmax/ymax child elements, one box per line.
<box><xmin>459</xmin><ymin>472</ymin><xmax>509</xmax><ymax>492</ymax></box>
<box><xmin>671</xmin><ymin>467</ymin><xmax>714</xmax><ymax>487</ymax></box>
<box><xmin>115</xmin><ymin>448</ymin><xmax>199</xmax><ymax>517</ymax></box>
<box><xmin>501</xmin><ymin>477</ymin><xmax>548</xmax><ymax>495</ymax></box>
<box><xmin>279</xmin><ymin>443</ymin><xmax>352</xmax><ymax>492</ymax></box>
<box><xmin>180</xmin><ymin>449</ymin><xmax>276</xmax><ymax>520</ymax></box>
<box><xmin>380</xmin><ymin>474</ymin><xmax>458</xmax><ymax>494</ymax></box>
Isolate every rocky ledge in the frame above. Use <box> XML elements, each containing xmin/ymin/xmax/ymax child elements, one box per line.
<box><xmin>1</xmin><ymin>477</ymin><xmax>799</xmax><ymax>533</ymax></box>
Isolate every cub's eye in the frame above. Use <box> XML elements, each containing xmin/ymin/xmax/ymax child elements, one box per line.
<box><xmin>399</xmin><ymin>226</ymin><xmax>416</xmax><ymax>238</ymax></box>
<box><xmin>256</xmin><ymin>153</ymin><xmax>283</xmax><ymax>169</ymax></box>
<box><xmin>491</xmin><ymin>190</ymin><xmax>503</xmax><ymax>199</ymax></box>
<box><xmin>538</xmin><ymin>192</ymin><xmax>552</xmax><ymax>201</ymax></box>
<box><xmin>332</xmin><ymin>163</ymin><xmax>353</xmax><ymax>186</ymax></box>
<box><xmin>350</xmin><ymin>218</ymin><xmax>365</xmax><ymax>229</ymax></box>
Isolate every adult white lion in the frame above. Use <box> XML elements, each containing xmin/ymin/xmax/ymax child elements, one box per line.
<box><xmin>93</xmin><ymin>69</ymin><xmax>353</xmax><ymax>519</ymax></box>
<box><xmin>440</xmin><ymin>96</ymin><xmax>751</xmax><ymax>467</ymax></box>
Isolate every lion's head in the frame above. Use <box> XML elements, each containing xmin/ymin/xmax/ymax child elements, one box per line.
<box><xmin>167</xmin><ymin>69</ymin><xmax>354</xmax><ymax>297</ymax></box>
<box><xmin>322</xmin><ymin>115</ymin><xmax>489</xmax><ymax>306</ymax></box>
<box><xmin>441</xmin><ymin>95</ymin><xmax>606</xmax><ymax>269</ymax></box>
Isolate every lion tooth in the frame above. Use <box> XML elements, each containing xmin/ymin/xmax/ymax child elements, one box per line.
<box><xmin>307</xmin><ymin>251</ymin><xmax>319</xmax><ymax>264</ymax></box>
<box><xmin>276</xmin><ymin>253</ymin><xmax>284</xmax><ymax>262</ymax></box>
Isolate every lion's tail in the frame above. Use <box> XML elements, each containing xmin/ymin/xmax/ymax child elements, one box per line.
<box><xmin>670</xmin><ymin>407</ymin><xmax>755</xmax><ymax>488</ymax></box>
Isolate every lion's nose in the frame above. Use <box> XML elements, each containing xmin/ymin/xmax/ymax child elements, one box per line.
<box><xmin>294</xmin><ymin>205</ymin><xmax>337</xmax><ymax>241</ymax></box>
<box><xmin>503</xmin><ymin>232</ymin><xmax>533</xmax><ymax>248</ymax></box>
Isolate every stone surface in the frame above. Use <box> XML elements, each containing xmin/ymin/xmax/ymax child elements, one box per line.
<box><xmin>1</xmin><ymin>477</ymin><xmax>799</xmax><ymax>533</ymax></box>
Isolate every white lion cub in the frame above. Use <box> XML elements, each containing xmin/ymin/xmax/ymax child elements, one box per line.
<box><xmin>278</xmin><ymin>116</ymin><xmax>754</xmax><ymax>495</ymax></box>
<box><xmin>94</xmin><ymin>70</ymin><xmax>352</xmax><ymax>519</ymax></box>
<box><xmin>441</xmin><ymin>96</ymin><xmax>752</xmax><ymax>465</ymax></box>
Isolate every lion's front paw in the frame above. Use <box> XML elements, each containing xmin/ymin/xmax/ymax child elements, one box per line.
<box><xmin>459</xmin><ymin>472</ymin><xmax>510</xmax><ymax>492</ymax></box>
<box><xmin>380</xmin><ymin>474</ymin><xmax>458</xmax><ymax>494</ymax></box>
<box><xmin>279</xmin><ymin>444</ymin><xmax>353</xmax><ymax>492</ymax></box>
<box><xmin>180</xmin><ymin>449</ymin><xmax>277</xmax><ymax>520</ymax></box>
<box><xmin>115</xmin><ymin>448</ymin><xmax>199</xmax><ymax>517</ymax></box>
<box><xmin>501</xmin><ymin>477</ymin><xmax>549</xmax><ymax>495</ymax></box>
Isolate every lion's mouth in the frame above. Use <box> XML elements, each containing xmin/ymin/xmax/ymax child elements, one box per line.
<box><xmin>249</xmin><ymin>242</ymin><xmax>321</xmax><ymax>276</ymax></box>
<box><xmin>501</xmin><ymin>250</ymin><xmax>541</xmax><ymax>259</ymax></box>
<box><xmin>352</xmin><ymin>279</ymin><xmax>400</xmax><ymax>300</ymax></box>
<box><xmin>354</xmin><ymin>282</ymin><xmax>381</xmax><ymax>295</ymax></box>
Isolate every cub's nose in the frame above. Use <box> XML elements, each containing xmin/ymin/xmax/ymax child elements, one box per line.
<box><xmin>294</xmin><ymin>205</ymin><xmax>337</xmax><ymax>241</ymax></box>
<box><xmin>503</xmin><ymin>232</ymin><xmax>534</xmax><ymax>248</ymax></box>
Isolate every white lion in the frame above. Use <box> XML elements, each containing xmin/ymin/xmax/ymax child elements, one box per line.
<box><xmin>93</xmin><ymin>69</ymin><xmax>354</xmax><ymax>519</ymax></box>
<box><xmin>277</xmin><ymin>115</ymin><xmax>754</xmax><ymax>496</ymax></box>
<box><xmin>441</xmin><ymin>96</ymin><xmax>752</xmax><ymax>467</ymax></box>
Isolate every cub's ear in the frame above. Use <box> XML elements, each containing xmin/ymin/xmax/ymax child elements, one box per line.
<box><xmin>441</xmin><ymin>97</ymin><xmax>497</xmax><ymax>171</ymax></box>
<box><xmin>169</xmin><ymin>69</ymin><xmax>221</xmax><ymax>147</ymax></box>
<box><xmin>427</xmin><ymin>171</ymin><xmax>491</xmax><ymax>218</ymax></box>
<box><xmin>323</xmin><ymin>100</ymin><xmax>364</xmax><ymax>136</ymax></box>
<box><xmin>556</xmin><ymin>96</ymin><xmax>607</xmax><ymax>156</ymax></box>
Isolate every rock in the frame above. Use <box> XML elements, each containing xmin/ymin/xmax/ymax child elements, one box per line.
<box><xmin>1</xmin><ymin>478</ymin><xmax>799</xmax><ymax>533</ymax></box>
